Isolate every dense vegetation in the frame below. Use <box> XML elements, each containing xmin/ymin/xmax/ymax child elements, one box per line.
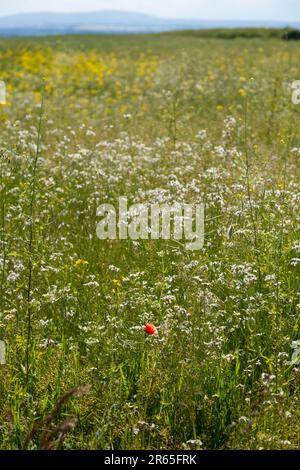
<box><xmin>168</xmin><ymin>27</ymin><xmax>300</xmax><ymax>40</ymax></box>
<box><xmin>0</xmin><ymin>33</ymin><xmax>299</xmax><ymax>450</ymax></box>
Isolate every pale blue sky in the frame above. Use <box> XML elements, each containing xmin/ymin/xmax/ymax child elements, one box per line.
<box><xmin>0</xmin><ymin>0</ymin><xmax>299</xmax><ymax>21</ymax></box>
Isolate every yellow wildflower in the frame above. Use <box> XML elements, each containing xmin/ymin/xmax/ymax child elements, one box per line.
<box><xmin>74</xmin><ymin>259</ymin><xmax>89</xmax><ymax>268</ymax></box>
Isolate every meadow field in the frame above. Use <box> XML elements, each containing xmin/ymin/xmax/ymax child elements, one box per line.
<box><xmin>0</xmin><ymin>33</ymin><xmax>299</xmax><ymax>450</ymax></box>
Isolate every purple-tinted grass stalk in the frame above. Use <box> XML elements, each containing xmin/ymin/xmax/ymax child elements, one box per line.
<box><xmin>244</xmin><ymin>96</ymin><xmax>262</xmax><ymax>286</ymax></box>
<box><xmin>0</xmin><ymin>151</ymin><xmax>6</xmax><ymax>311</ymax></box>
<box><xmin>25</xmin><ymin>83</ymin><xmax>45</xmax><ymax>390</ymax></box>
<box><xmin>274</xmin><ymin>131</ymin><xmax>290</xmax><ymax>394</ymax></box>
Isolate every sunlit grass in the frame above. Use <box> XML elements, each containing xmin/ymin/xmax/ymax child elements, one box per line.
<box><xmin>0</xmin><ymin>34</ymin><xmax>299</xmax><ymax>450</ymax></box>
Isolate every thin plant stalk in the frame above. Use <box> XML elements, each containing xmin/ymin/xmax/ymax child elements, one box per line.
<box><xmin>25</xmin><ymin>85</ymin><xmax>45</xmax><ymax>391</ymax></box>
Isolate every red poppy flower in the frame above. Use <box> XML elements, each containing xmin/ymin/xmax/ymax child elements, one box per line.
<box><xmin>145</xmin><ymin>323</ymin><xmax>157</xmax><ymax>335</ymax></box>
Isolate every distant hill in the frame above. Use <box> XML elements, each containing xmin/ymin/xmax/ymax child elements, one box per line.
<box><xmin>0</xmin><ymin>10</ymin><xmax>299</xmax><ymax>36</ymax></box>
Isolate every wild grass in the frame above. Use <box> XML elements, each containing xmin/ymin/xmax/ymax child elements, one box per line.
<box><xmin>0</xmin><ymin>34</ymin><xmax>299</xmax><ymax>450</ymax></box>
